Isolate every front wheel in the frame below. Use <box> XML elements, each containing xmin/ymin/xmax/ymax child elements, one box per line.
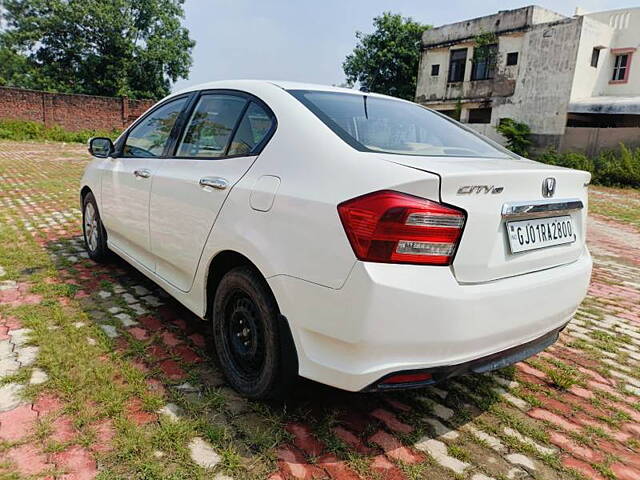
<box><xmin>82</xmin><ymin>192</ymin><xmax>110</xmax><ymax>262</ymax></box>
<box><xmin>212</xmin><ymin>266</ymin><xmax>296</xmax><ymax>399</ymax></box>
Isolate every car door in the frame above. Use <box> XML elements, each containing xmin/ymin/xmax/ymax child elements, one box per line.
<box><xmin>101</xmin><ymin>95</ymin><xmax>189</xmax><ymax>271</ymax></box>
<box><xmin>149</xmin><ymin>91</ymin><xmax>276</xmax><ymax>291</ymax></box>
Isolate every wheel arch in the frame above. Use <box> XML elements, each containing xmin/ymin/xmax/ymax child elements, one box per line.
<box><xmin>80</xmin><ymin>185</ymin><xmax>92</xmax><ymax>208</ymax></box>
<box><xmin>204</xmin><ymin>250</ymin><xmax>299</xmax><ymax>378</ymax></box>
<box><xmin>204</xmin><ymin>250</ymin><xmax>275</xmax><ymax>319</ymax></box>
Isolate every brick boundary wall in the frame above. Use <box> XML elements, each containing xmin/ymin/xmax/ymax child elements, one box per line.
<box><xmin>0</xmin><ymin>86</ymin><xmax>157</xmax><ymax>132</ymax></box>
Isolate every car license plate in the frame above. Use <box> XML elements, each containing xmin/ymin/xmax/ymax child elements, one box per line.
<box><xmin>506</xmin><ymin>215</ymin><xmax>575</xmax><ymax>253</ymax></box>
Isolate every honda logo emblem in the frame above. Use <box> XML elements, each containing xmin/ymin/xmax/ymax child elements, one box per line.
<box><xmin>542</xmin><ymin>177</ymin><xmax>556</xmax><ymax>198</ymax></box>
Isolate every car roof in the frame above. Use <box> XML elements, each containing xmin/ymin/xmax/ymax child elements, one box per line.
<box><xmin>172</xmin><ymin>79</ymin><xmax>406</xmax><ymax>102</ymax></box>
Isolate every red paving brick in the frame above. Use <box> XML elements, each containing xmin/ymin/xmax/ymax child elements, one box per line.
<box><xmin>157</xmin><ymin>359</ymin><xmax>186</xmax><ymax>380</ymax></box>
<box><xmin>128</xmin><ymin>327</ymin><xmax>149</xmax><ymax>341</ymax></box>
<box><xmin>33</xmin><ymin>394</ymin><xmax>64</xmax><ymax>416</ymax></box>
<box><xmin>147</xmin><ymin>344</ymin><xmax>170</xmax><ymax>361</ymax></box>
<box><xmin>562</xmin><ymin>456</ymin><xmax>607</xmax><ymax>480</ymax></box>
<box><xmin>527</xmin><ymin>408</ymin><xmax>582</xmax><ymax>433</ymax></box>
<box><xmin>370</xmin><ymin>454</ymin><xmax>407</xmax><ymax>480</ymax></box>
<box><xmin>285</xmin><ymin>422</ymin><xmax>325</xmax><ymax>457</ymax></box>
<box><xmin>125</xmin><ymin>398</ymin><xmax>157</xmax><ymax>426</ymax></box>
<box><xmin>53</xmin><ymin>446</ymin><xmax>98</xmax><ymax>480</ymax></box>
<box><xmin>0</xmin><ymin>404</ymin><xmax>38</xmax><ymax>441</ymax></box>
<box><xmin>369</xmin><ymin>408</ymin><xmax>413</xmax><ymax>434</ymax></box>
<box><xmin>368</xmin><ymin>430</ymin><xmax>421</xmax><ymax>464</ymax></box>
<box><xmin>188</xmin><ymin>333</ymin><xmax>206</xmax><ymax>348</ymax></box>
<box><xmin>160</xmin><ymin>331</ymin><xmax>182</xmax><ymax>347</ymax></box>
<box><xmin>276</xmin><ymin>445</ymin><xmax>326</xmax><ymax>479</ymax></box>
<box><xmin>90</xmin><ymin>418</ymin><xmax>115</xmax><ymax>453</ymax></box>
<box><xmin>1</xmin><ymin>443</ymin><xmax>53</xmax><ymax>475</ymax></box>
<box><xmin>138</xmin><ymin>315</ymin><xmax>164</xmax><ymax>331</ymax></box>
<box><xmin>549</xmin><ymin>431</ymin><xmax>604</xmax><ymax>463</ymax></box>
<box><xmin>611</xmin><ymin>463</ymin><xmax>640</xmax><ymax>480</ymax></box>
<box><xmin>333</xmin><ymin>426</ymin><xmax>376</xmax><ymax>455</ymax></box>
<box><xmin>173</xmin><ymin>344</ymin><xmax>203</xmax><ymax>364</ymax></box>
<box><xmin>317</xmin><ymin>453</ymin><xmax>362</xmax><ymax>480</ymax></box>
<box><xmin>49</xmin><ymin>415</ymin><xmax>77</xmax><ymax>443</ymax></box>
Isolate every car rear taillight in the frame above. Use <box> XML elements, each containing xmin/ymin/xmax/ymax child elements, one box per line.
<box><xmin>337</xmin><ymin>191</ymin><xmax>465</xmax><ymax>265</ymax></box>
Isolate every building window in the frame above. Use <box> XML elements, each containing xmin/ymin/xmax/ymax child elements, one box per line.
<box><xmin>437</xmin><ymin>109</ymin><xmax>459</xmax><ymax>120</ymax></box>
<box><xmin>467</xmin><ymin>108</ymin><xmax>492</xmax><ymax>124</ymax></box>
<box><xmin>471</xmin><ymin>44</ymin><xmax>498</xmax><ymax>80</ymax></box>
<box><xmin>611</xmin><ymin>53</ymin><xmax>631</xmax><ymax>82</ymax></box>
<box><xmin>431</xmin><ymin>64</ymin><xmax>440</xmax><ymax>76</ymax></box>
<box><xmin>590</xmin><ymin>48</ymin><xmax>601</xmax><ymax>68</ymax></box>
<box><xmin>448</xmin><ymin>48</ymin><xmax>467</xmax><ymax>83</ymax></box>
<box><xmin>506</xmin><ymin>52</ymin><xmax>519</xmax><ymax>66</ymax></box>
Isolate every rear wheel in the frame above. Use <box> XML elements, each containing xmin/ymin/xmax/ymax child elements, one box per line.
<box><xmin>82</xmin><ymin>192</ymin><xmax>110</xmax><ymax>262</ymax></box>
<box><xmin>212</xmin><ymin>266</ymin><xmax>295</xmax><ymax>399</ymax></box>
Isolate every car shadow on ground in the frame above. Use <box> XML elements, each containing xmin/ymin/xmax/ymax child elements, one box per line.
<box><xmin>47</xmin><ymin>234</ymin><xmax>511</xmax><ymax>477</ymax></box>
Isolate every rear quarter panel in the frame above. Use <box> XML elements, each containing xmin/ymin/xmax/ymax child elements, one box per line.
<box><xmin>191</xmin><ymin>85</ymin><xmax>440</xmax><ymax>314</ymax></box>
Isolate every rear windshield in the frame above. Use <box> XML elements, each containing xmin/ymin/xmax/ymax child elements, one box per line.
<box><xmin>289</xmin><ymin>90</ymin><xmax>512</xmax><ymax>159</ymax></box>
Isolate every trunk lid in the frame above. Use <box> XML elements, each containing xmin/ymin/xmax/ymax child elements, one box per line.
<box><xmin>376</xmin><ymin>154</ymin><xmax>590</xmax><ymax>283</ymax></box>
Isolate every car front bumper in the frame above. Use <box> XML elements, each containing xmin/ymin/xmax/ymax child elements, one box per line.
<box><xmin>268</xmin><ymin>248</ymin><xmax>592</xmax><ymax>392</ymax></box>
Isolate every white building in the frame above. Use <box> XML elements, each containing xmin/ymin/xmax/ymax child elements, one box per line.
<box><xmin>415</xmin><ymin>5</ymin><xmax>640</xmax><ymax>154</ymax></box>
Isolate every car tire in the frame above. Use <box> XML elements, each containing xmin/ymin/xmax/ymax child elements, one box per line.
<box><xmin>82</xmin><ymin>192</ymin><xmax>110</xmax><ymax>262</ymax></box>
<box><xmin>212</xmin><ymin>266</ymin><xmax>296</xmax><ymax>399</ymax></box>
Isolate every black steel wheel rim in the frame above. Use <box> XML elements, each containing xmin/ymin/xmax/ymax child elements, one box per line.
<box><xmin>223</xmin><ymin>290</ymin><xmax>265</xmax><ymax>380</ymax></box>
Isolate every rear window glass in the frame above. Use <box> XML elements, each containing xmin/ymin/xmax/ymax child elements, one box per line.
<box><xmin>289</xmin><ymin>90</ymin><xmax>512</xmax><ymax>159</ymax></box>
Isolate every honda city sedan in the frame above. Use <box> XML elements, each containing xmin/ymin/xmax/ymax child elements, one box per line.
<box><xmin>81</xmin><ymin>80</ymin><xmax>592</xmax><ymax>398</ymax></box>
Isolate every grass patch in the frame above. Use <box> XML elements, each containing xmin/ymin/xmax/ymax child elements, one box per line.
<box><xmin>0</xmin><ymin>119</ymin><xmax>120</xmax><ymax>144</ymax></box>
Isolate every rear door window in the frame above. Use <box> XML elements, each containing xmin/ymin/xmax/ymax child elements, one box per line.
<box><xmin>177</xmin><ymin>94</ymin><xmax>247</xmax><ymax>158</ymax></box>
<box><xmin>228</xmin><ymin>102</ymin><xmax>275</xmax><ymax>156</ymax></box>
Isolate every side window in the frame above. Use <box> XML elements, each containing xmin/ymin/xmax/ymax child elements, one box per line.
<box><xmin>228</xmin><ymin>102</ymin><xmax>275</xmax><ymax>156</ymax></box>
<box><xmin>123</xmin><ymin>97</ymin><xmax>187</xmax><ymax>157</ymax></box>
<box><xmin>177</xmin><ymin>94</ymin><xmax>247</xmax><ymax>158</ymax></box>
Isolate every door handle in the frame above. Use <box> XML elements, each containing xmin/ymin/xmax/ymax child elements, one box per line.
<box><xmin>133</xmin><ymin>169</ymin><xmax>151</xmax><ymax>179</ymax></box>
<box><xmin>199</xmin><ymin>177</ymin><xmax>228</xmax><ymax>190</ymax></box>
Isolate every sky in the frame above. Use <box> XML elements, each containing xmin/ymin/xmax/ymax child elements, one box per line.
<box><xmin>174</xmin><ymin>0</ymin><xmax>638</xmax><ymax>91</ymax></box>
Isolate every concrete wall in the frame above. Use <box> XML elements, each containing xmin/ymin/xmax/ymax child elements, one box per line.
<box><xmin>420</xmin><ymin>6</ymin><xmax>564</xmax><ymax>48</ymax></box>
<box><xmin>569</xmin><ymin>8</ymin><xmax>640</xmax><ymax>100</ymax></box>
<box><xmin>416</xmin><ymin>34</ymin><xmax>522</xmax><ymax>104</ymax></box>
<box><xmin>418</xmin><ymin>17</ymin><xmax>584</xmax><ymax>150</ymax></box>
<box><xmin>570</xmin><ymin>17</ymin><xmax>615</xmax><ymax>101</ymax></box>
<box><xmin>0</xmin><ymin>87</ymin><xmax>155</xmax><ymax>132</ymax></box>
<box><xmin>500</xmin><ymin>18</ymin><xmax>582</xmax><ymax>137</ymax></box>
<box><xmin>561</xmin><ymin>126</ymin><xmax>640</xmax><ymax>155</ymax></box>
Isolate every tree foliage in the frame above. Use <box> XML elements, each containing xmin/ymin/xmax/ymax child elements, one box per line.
<box><xmin>343</xmin><ymin>12</ymin><xmax>430</xmax><ymax>100</ymax></box>
<box><xmin>0</xmin><ymin>0</ymin><xmax>195</xmax><ymax>99</ymax></box>
<box><xmin>496</xmin><ymin>118</ymin><xmax>532</xmax><ymax>157</ymax></box>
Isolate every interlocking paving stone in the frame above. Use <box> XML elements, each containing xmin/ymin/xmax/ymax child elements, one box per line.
<box><xmin>414</xmin><ymin>437</ymin><xmax>469</xmax><ymax>474</ymax></box>
<box><xmin>29</xmin><ymin>367</ymin><xmax>48</xmax><ymax>385</ymax></box>
<box><xmin>158</xmin><ymin>403</ymin><xmax>183</xmax><ymax>422</ymax></box>
<box><xmin>0</xmin><ymin>383</ymin><xmax>25</xmax><ymax>412</ymax></box>
<box><xmin>16</xmin><ymin>345</ymin><xmax>38</xmax><ymax>366</ymax></box>
<box><xmin>188</xmin><ymin>437</ymin><xmax>221</xmax><ymax>469</ymax></box>
<box><xmin>99</xmin><ymin>324</ymin><xmax>118</xmax><ymax>338</ymax></box>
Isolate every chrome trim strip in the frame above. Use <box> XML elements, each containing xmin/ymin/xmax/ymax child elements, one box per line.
<box><xmin>501</xmin><ymin>198</ymin><xmax>583</xmax><ymax>219</ymax></box>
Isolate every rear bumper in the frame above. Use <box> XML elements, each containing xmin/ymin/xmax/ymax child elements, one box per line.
<box><xmin>269</xmin><ymin>248</ymin><xmax>592</xmax><ymax>392</ymax></box>
<box><xmin>363</xmin><ymin>322</ymin><xmax>566</xmax><ymax>391</ymax></box>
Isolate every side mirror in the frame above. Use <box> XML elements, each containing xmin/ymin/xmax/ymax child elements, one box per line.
<box><xmin>88</xmin><ymin>137</ymin><xmax>115</xmax><ymax>158</ymax></box>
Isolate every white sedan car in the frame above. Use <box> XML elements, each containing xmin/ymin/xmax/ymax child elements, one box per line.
<box><xmin>81</xmin><ymin>80</ymin><xmax>592</xmax><ymax>399</ymax></box>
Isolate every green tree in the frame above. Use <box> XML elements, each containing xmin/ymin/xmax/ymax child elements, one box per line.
<box><xmin>343</xmin><ymin>12</ymin><xmax>430</xmax><ymax>100</ymax></box>
<box><xmin>496</xmin><ymin>118</ymin><xmax>532</xmax><ymax>157</ymax></box>
<box><xmin>0</xmin><ymin>0</ymin><xmax>195</xmax><ymax>99</ymax></box>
